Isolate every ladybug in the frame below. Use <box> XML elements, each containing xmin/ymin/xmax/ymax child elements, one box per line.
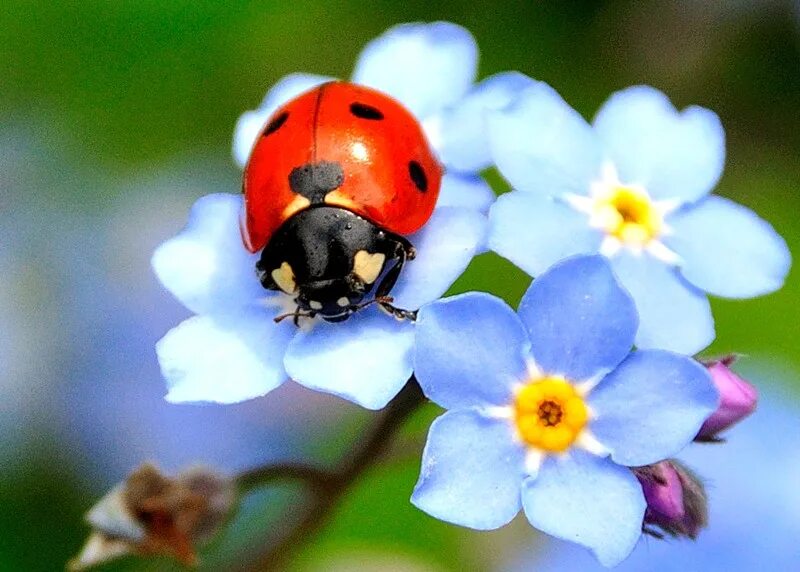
<box><xmin>242</xmin><ymin>81</ymin><xmax>443</xmax><ymax>323</ymax></box>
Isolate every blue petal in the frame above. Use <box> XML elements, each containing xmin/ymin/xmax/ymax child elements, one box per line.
<box><xmin>284</xmin><ymin>310</ymin><xmax>415</xmax><ymax>410</ymax></box>
<box><xmin>488</xmin><ymin>192</ymin><xmax>603</xmax><ymax>277</ymax></box>
<box><xmin>521</xmin><ymin>451</ymin><xmax>646</xmax><ymax>567</ymax></box>
<box><xmin>411</xmin><ymin>408</ymin><xmax>525</xmax><ymax>530</ymax></box>
<box><xmin>156</xmin><ymin>310</ymin><xmax>293</xmax><ymax>404</ymax></box>
<box><xmin>610</xmin><ymin>251</ymin><xmax>714</xmax><ymax>354</ymax></box>
<box><xmin>390</xmin><ymin>206</ymin><xmax>487</xmax><ymax>310</ymax></box>
<box><xmin>415</xmin><ymin>293</ymin><xmax>530</xmax><ymax>410</ymax></box>
<box><xmin>232</xmin><ymin>73</ymin><xmax>335</xmax><ymax>167</ymax></box>
<box><xmin>588</xmin><ymin>350</ymin><xmax>718</xmax><ymax>466</ymax></box>
<box><xmin>488</xmin><ymin>82</ymin><xmax>602</xmax><ymax>195</ymax></box>
<box><xmin>151</xmin><ymin>194</ymin><xmax>265</xmax><ymax>316</ymax></box>
<box><xmin>352</xmin><ymin>22</ymin><xmax>477</xmax><ymax>120</ymax></box>
<box><xmin>436</xmin><ymin>173</ymin><xmax>496</xmax><ymax>214</ymax></box>
<box><xmin>518</xmin><ymin>256</ymin><xmax>638</xmax><ymax>382</ymax></box>
<box><xmin>665</xmin><ymin>196</ymin><xmax>791</xmax><ymax>298</ymax></box>
<box><xmin>435</xmin><ymin>71</ymin><xmax>537</xmax><ymax>173</ymax></box>
<box><xmin>593</xmin><ymin>85</ymin><xmax>725</xmax><ymax>203</ymax></box>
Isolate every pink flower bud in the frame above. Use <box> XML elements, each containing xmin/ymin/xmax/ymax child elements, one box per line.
<box><xmin>634</xmin><ymin>461</ymin><xmax>707</xmax><ymax>539</ymax></box>
<box><xmin>698</xmin><ymin>356</ymin><xmax>758</xmax><ymax>440</ymax></box>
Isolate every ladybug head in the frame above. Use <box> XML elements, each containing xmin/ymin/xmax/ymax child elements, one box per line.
<box><xmin>257</xmin><ymin>206</ymin><xmax>414</xmax><ymax>323</ymax></box>
<box><xmin>294</xmin><ymin>279</ymin><xmax>364</xmax><ymax>322</ymax></box>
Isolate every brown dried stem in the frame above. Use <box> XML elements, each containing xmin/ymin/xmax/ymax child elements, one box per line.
<box><xmin>233</xmin><ymin>378</ymin><xmax>427</xmax><ymax>571</ymax></box>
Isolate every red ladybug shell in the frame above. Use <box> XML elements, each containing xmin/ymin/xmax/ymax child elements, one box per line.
<box><xmin>242</xmin><ymin>81</ymin><xmax>442</xmax><ymax>253</ymax></box>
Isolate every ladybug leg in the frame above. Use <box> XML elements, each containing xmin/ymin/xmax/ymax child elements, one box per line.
<box><xmin>375</xmin><ymin>239</ymin><xmax>417</xmax><ymax>321</ymax></box>
<box><xmin>291</xmin><ymin>310</ymin><xmax>318</xmax><ymax>326</ymax></box>
<box><xmin>396</xmin><ymin>234</ymin><xmax>416</xmax><ymax>261</ymax></box>
<box><xmin>380</xmin><ymin>302</ymin><xmax>418</xmax><ymax>321</ymax></box>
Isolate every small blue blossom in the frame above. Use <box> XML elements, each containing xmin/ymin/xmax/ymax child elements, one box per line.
<box><xmin>509</xmin><ymin>386</ymin><xmax>800</xmax><ymax>571</ymax></box>
<box><xmin>411</xmin><ymin>256</ymin><xmax>718</xmax><ymax>566</ymax></box>
<box><xmin>487</xmin><ymin>83</ymin><xmax>791</xmax><ymax>354</ymax></box>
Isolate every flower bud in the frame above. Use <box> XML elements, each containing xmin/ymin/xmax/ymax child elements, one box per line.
<box><xmin>697</xmin><ymin>355</ymin><xmax>758</xmax><ymax>441</ymax></box>
<box><xmin>69</xmin><ymin>463</ymin><xmax>235</xmax><ymax>570</ymax></box>
<box><xmin>634</xmin><ymin>460</ymin><xmax>707</xmax><ymax>539</ymax></box>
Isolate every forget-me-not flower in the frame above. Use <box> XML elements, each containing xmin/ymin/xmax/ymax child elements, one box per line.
<box><xmin>412</xmin><ymin>255</ymin><xmax>718</xmax><ymax>566</ymax></box>
<box><xmin>488</xmin><ymin>83</ymin><xmax>791</xmax><ymax>354</ymax></box>
<box><xmin>508</xmin><ymin>384</ymin><xmax>800</xmax><ymax>572</ymax></box>
<box><xmin>152</xmin><ymin>23</ymin><xmax>505</xmax><ymax>410</ymax></box>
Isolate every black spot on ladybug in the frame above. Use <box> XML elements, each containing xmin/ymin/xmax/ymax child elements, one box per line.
<box><xmin>263</xmin><ymin>111</ymin><xmax>289</xmax><ymax>136</ymax></box>
<box><xmin>350</xmin><ymin>103</ymin><xmax>384</xmax><ymax>120</ymax></box>
<box><xmin>289</xmin><ymin>161</ymin><xmax>345</xmax><ymax>203</ymax></box>
<box><xmin>408</xmin><ymin>161</ymin><xmax>428</xmax><ymax>192</ymax></box>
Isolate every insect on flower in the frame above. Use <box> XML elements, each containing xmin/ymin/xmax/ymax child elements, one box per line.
<box><xmin>151</xmin><ymin>22</ymin><xmax>494</xmax><ymax>408</ymax></box>
<box><xmin>242</xmin><ymin>82</ymin><xmax>442</xmax><ymax>323</ymax></box>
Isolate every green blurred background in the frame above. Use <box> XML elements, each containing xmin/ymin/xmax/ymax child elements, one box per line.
<box><xmin>1</xmin><ymin>1</ymin><xmax>798</xmax><ymax>571</ymax></box>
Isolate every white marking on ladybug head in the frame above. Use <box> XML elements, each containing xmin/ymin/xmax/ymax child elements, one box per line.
<box><xmin>309</xmin><ymin>300</ymin><xmax>323</xmax><ymax>311</ymax></box>
<box><xmin>337</xmin><ymin>297</ymin><xmax>350</xmax><ymax>307</ymax></box>
<box><xmin>271</xmin><ymin>262</ymin><xmax>297</xmax><ymax>294</ymax></box>
<box><xmin>323</xmin><ymin>189</ymin><xmax>358</xmax><ymax>211</ymax></box>
<box><xmin>353</xmin><ymin>250</ymin><xmax>386</xmax><ymax>285</ymax></box>
<box><xmin>281</xmin><ymin>195</ymin><xmax>311</xmax><ymax>221</ymax></box>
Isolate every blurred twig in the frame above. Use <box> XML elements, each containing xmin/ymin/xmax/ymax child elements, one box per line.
<box><xmin>233</xmin><ymin>378</ymin><xmax>427</xmax><ymax>571</ymax></box>
<box><xmin>235</xmin><ymin>463</ymin><xmax>333</xmax><ymax>495</ymax></box>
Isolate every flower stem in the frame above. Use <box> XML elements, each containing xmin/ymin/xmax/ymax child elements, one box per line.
<box><xmin>235</xmin><ymin>377</ymin><xmax>427</xmax><ymax>571</ymax></box>
<box><xmin>235</xmin><ymin>463</ymin><xmax>334</xmax><ymax>495</ymax></box>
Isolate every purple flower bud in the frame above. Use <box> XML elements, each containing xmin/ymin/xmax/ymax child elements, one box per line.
<box><xmin>634</xmin><ymin>460</ymin><xmax>708</xmax><ymax>539</ymax></box>
<box><xmin>698</xmin><ymin>355</ymin><xmax>758</xmax><ymax>441</ymax></box>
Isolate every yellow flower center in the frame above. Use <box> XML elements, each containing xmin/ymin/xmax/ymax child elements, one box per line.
<box><xmin>594</xmin><ymin>185</ymin><xmax>662</xmax><ymax>245</ymax></box>
<box><xmin>514</xmin><ymin>376</ymin><xmax>589</xmax><ymax>453</ymax></box>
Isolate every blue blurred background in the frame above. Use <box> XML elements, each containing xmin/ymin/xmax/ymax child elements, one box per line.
<box><xmin>1</xmin><ymin>1</ymin><xmax>798</xmax><ymax>570</ymax></box>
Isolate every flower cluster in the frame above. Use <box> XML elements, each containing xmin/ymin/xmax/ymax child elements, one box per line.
<box><xmin>146</xmin><ymin>20</ymin><xmax>790</xmax><ymax>568</ymax></box>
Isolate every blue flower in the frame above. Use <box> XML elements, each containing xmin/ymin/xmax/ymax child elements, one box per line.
<box><xmin>487</xmin><ymin>83</ymin><xmax>791</xmax><ymax>354</ymax></box>
<box><xmin>508</xmin><ymin>384</ymin><xmax>800</xmax><ymax>572</ymax></box>
<box><xmin>232</xmin><ymin>21</ymin><xmax>536</xmax><ymax>212</ymax></box>
<box><xmin>411</xmin><ymin>255</ymin><xmax>718</xmax><ymax>566</ymax></box>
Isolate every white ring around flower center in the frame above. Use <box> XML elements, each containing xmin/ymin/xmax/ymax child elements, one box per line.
<box><xmin>565</xmin><ymin>162</ymin><xmax>682</xmax><ymax>264</ymax></box>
